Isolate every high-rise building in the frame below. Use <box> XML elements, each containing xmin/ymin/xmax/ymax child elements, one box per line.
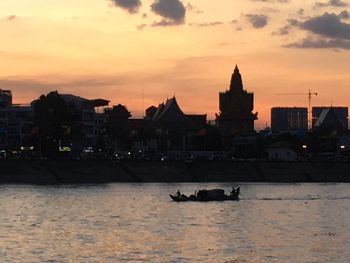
<box><xmin>0</xmin><ymin>90</ymin><xmax>12</xmax><ymax>149</ymax></box>
<box><xmin>0</xmin><ymin>90</ymin><xmax>35</xmax><ymax>150</ymax></box>
<box><xmin>271</xmin><ymin>107</ymin><xmax>308</xmax><ymax>132</ymax></box>
<box><xmin>312</xmin><ymin>107</ymin><xmax>348</xmax><ymax>129</ymax></box>
<box><xmin>216</xmin><ymin>65</ymin><xmax>258</xmax><ymax>135</ymax></box>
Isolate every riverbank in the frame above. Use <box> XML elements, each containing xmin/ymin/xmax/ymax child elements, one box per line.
<box><xmin>0</xmin><ymin>160</ymin><xmax>349</xmax><ymax>184</ymax></box>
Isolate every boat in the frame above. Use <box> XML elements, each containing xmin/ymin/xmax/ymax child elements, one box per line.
<box><xmin>170</xmin><ymin>188</ymin><xmax>240</xmax><ymax>202</ymax></box>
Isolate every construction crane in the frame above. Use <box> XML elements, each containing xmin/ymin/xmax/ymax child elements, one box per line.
<box><xmin>276</xmin><ymin>89</ymin><xmax>318</xmax><ymax>128</ymax></box>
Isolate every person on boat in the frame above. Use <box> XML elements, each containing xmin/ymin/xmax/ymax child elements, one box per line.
<box><xmin>230</xmin><ymin>187</ymin><xmax>236</xmax><ymax>196</ymax></box>
<box><xmin>176</xmin><ymin>190</ymin><xmax>181</xmax><ymax>197</ymax></box>
<box><xmin>236</xmin><ymin>187</ymin><xmax>240</xmax><ymax>196</ymax></box>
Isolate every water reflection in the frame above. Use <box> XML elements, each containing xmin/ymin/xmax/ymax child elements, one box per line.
<box><xmin>0</xmin><ymin>183</ymin><xmax>349</xmax><ymax>262</ymax></box>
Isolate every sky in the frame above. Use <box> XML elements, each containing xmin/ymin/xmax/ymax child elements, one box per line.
<box><xmin>1</xmin><ymin>0</ymin><xmax>350</xmax><ymax>128</ymax></box>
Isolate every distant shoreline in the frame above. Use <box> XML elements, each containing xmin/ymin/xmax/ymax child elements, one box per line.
<box><xmin>0</xmin><ymin>159</ymin><xmax>349</xmax><ymax>184</ymax></box>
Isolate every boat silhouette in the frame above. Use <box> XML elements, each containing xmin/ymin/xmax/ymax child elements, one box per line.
<box><xmin>170</xmin><ymin>188</ymin><xmax>240</xmax><ymax>202</ymax></box>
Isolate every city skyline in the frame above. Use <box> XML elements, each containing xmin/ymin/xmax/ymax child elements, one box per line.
<box><xmin>1</xmin><ymin>0</ymin><xmax>350</xmax><ymax>128</ymax></box>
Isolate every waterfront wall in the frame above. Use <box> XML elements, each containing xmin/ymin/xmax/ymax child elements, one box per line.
<box><xmin>0</xmin><ymin>160</ymin><xmax>349</xmax><ymax>184</ymax></box>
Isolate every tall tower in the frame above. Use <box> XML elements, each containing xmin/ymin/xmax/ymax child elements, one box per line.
<box><xmin>216</xmin><ymin>66</ymin><xmax>258</xmax><ymax>135</ymax></box>
<box><xmin>230</xmin><ymin>65</ymin><xmax>244</xmax><ymax>91</ymax></box>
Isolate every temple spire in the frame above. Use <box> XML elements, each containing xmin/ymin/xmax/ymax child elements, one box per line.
<box><xmin>218</xmin><ymin>65</ymin><xmax>257</xmax><ymax>135</ymax></box>
<box><xmin>230</xmin><ymin>65</ymin><xmax>243</xmax><ymax>91</ymax></box>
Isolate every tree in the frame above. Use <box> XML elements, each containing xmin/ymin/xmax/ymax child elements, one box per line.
<box><xmin>105</xmin><ymin>104</ymin><xmax>132</xmax><ymax>151</ymax></box>
<box><xmin>33</xmin><ymin>91</ymin><xmax>73</xmax><ymax>156</ymax></box>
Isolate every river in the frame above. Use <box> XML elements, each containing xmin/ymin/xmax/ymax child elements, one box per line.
<box><xmin>0</xmin><ymin>183</ymin><xmax>349</xmax><ymax>262</ymax></box>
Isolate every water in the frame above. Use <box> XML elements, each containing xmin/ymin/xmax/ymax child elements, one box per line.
<box><xmin>0</xmin><ymin>183</ymin><xmax>350</xmax><ymax>263</ymax></box>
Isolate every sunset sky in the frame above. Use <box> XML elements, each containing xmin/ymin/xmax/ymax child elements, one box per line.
<box><xmin>1</xmin><ymin>0</ymin><xmax>350</xmax><ymax>128</ymax></box>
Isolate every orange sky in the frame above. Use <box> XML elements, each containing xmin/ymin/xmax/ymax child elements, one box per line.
<box><xmin>1</xmin><ymin>0</ymin><xmax>350</xmax><ymax>129</ymax></box>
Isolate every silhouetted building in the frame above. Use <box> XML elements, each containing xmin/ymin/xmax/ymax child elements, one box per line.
<box><xmin>312</xmin><ymin>107</ymin><xmax>348</xmax><ymax>129</ymax></box>
<box><xmin>271</xmin><ymin>107</ymin><xmax>308</xmax><ymax>132</ymax></box>
<box><xmin>0</xmin><ymin>91</ymin><xmax>34</xmax><ymax>151</ymax></box>
<box><xmin>148</xmin><ymin>96</ymin><xmax>207</xmax><ymax>151</ymax></box>
<box><xmin>0</xmin><ymin>89</ymin><xmax>12</xmax><ymax>106</ymax></box>
<box><xmin>151</xmin><ymin>97</ymin><xmax>206</xmax><ymax>129</ymax></box>
<box><xmin>0</xmin><ymin>90</ymin><xmax>12</xmax><ymax>149</ymax></box>
<box><xmin>313</xmin><ymin>108</ymin><xmax>345</xmax><ymax>131</ymax></box>
<box><xmin>61</xmin><ymin>94</ymin><xmax>109</xmax><ymax>149</ymax></box>
<box><xmin>267</xmin><ymin>142</ymin><xmax>297</xmax><ymax>162</ymax></box>
<box><xmin>7</xmin><ymin>105</ymin><xmax>34</xmax><ymax>150</ymax></box>
<box><xmin>338</xmin><ymin>135</ymin><xmax>350</xmax><ymax>154</ymax></box>
<box><xmin>216</xmin><ymin>65</ymin><xmax>257</xmax><ymax>135</ymax></box>
<box><xmin>232</xmin><ymin>136</ymin><xmax>258</xmax><ymax>158</ymax></box>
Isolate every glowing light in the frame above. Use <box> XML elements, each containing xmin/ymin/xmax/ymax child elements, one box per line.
<box><xmin>59</xmin><ymin>146</ymin><xmax>72</xmax><ymax>152</ymax></box>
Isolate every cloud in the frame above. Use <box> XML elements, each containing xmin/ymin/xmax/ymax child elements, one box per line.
<box><xmin>150</xmin><ymin>19</ymin><xmax>180</xmax><ymax>27</ymax></box>
<box><xmin>111</xmin><ymin>0</ymin><xmax>142</xmax><ymax>14</ymax></box>
<box><xmin>301</xmin><ymin>12</ymin><xmax>350</xmax><ymax>39</ymax></box>
<box><xmin>315</xmin><ymin>0</ymin><xmax>348</xmax><ymax>8</ymax></box>
<box><xmin>273</xmin><ymin>19</ymin><xmax>299</xmax><ymax>35</ymax></box>
<box><xmin>6</xmin><ymin>15</ymin><xmax>17</xmax><ymax>21</ymax></box>
<box><xmin>186</xmin><ymin>3</ymin><xmax>203</xmax><ymax>14</ymax></box>
<box><xmin>189</xmin><ymin>21</ymin><xmax>223</xmax><ymax>27</ymax></box>
<box><xmin>151</xmin><ymin>0</ymin><xmax>186</xmax><ymax>25</ymax></box>
<box><xmin>250</xmin><ymin>0</ymin><xmax>289</xmax><ymax>2</ymax></box>
<box><xmin>297</xmin><ymin>8</ymin><xmax>304</xmax><ymax>16</ymax></box>
<box><xmin>245</xmin><ymin>14</ymin><xmax>269</xmax><ymax>28</ymax></box>
<box><xmin>339</xmin><ymin>10</ymin><xmax>350</xmax><ymax>19</ymax></box>
<box><xmin>257</xmin><ymin>7</ymin><xmax>280</xmax><ymax>14</ymax></box>
<box><xmin>137</xmin><ymin>23</ymin><xmax>147</xmax><ymax>30</ymax></box>
<box><xmin>217</xmin><ymin>42</ymin><xmax>231</xmax><ymax>47</ymax></box>
<box><xmin>273</xmin><ymin>26</ymin><xmax>289</xmax><ymax>35</ymax></box>
<box><xmin>285</xmin><ymin>37</ymin><xmax>350</xmax><ymax>50</ymax></box>
<box><xmin>283</xmin><ymin>12</ymin><xmax>350</xmax><ymax>50</ymax></box>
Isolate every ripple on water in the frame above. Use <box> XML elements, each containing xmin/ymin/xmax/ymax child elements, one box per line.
<box><xmin>0</xmin><ymin>183</ymin><xmax>349</xmax><ymax>262</ymax></box>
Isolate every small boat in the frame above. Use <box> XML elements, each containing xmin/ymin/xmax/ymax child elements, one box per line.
<box><xmin>170</xmin><ymin>188</ymin><xmax>240</xmax><ymax>202</ymax></box>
